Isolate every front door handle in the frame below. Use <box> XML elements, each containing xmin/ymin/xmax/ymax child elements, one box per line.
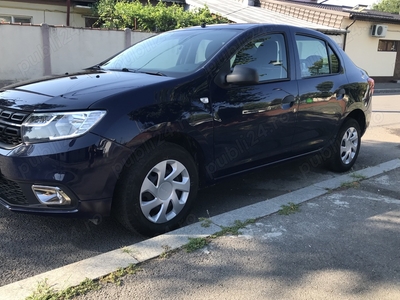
<box><xmin>281</xmin><ymin>94</ymin><xmax>295</xmax><ymax>109</ymax></box>
<box><xmin>337</xmin><ymin>88</ymin><xmax>346</xmax><ymax>100</ymax></box>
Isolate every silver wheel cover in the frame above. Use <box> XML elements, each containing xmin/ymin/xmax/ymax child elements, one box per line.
<box><xmin>340</xmin><ymin>127</ymin><xmax>358</xmax><ymax>165</ymax></box>
<box><xmin>140</xmin><ymin>160</ymin><xmax>190</xmax><ymax>224</ymax></box>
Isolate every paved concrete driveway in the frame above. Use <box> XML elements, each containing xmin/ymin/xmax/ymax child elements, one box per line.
<box><xmin>71</xmin><ymin>167</ymin><xmax>400</xmax><ymax>300</ymax></box>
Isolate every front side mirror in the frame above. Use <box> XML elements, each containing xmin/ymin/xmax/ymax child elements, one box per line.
<box><xmin>226</xmin><ymin>65</ymin><xmax>259</xmax><ymax>85</ymax></box>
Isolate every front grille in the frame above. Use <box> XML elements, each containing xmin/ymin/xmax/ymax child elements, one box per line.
<box><xmin>0</xmin><ymin>175</ymin><xmax>29</xmax><ymax>205</ymax></box>
<box><xmin>0</xmin><ymin>108</ymin><xmax>30</xmax><ymax>146</ymax></box>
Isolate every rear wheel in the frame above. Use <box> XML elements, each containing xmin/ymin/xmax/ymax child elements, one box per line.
<box><xmin>328</xmin><ymin>119</ymin><xmax>361</xmax><ymax>172</ymax></box>
<box><xmin>113</xmin><ymin>143</ymin><xmax>198</xmax><ymax>236</ymax></box>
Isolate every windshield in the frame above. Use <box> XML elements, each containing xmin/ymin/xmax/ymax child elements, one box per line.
<box><xmin>101</xmin><ymin>28</ymin><xmax>239</xmax><ymax>77</ymax></box>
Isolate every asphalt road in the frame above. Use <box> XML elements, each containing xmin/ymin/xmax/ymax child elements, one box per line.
<box><xmin>0</xmin><ymin>94</ymin><xmax>399</xmax><ymax>287</ymax></box>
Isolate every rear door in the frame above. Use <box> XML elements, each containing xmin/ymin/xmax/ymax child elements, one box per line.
<box><xmin>291</xmin><ymin>34</ymin><xmax>348</xmax><ymax>155</ymax></box>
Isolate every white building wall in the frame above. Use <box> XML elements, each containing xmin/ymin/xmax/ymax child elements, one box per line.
<box><xmin>0</xmin><ymin>24</ymin><xmax>154</xmax><ymax>84</ymax></box>
<box><xmin>0</xmin><ymin>25</ymin><xmax>45</xmax><ymax>81</ymax></box>
<box><xmin>344</xmin><ymin>19</ymin><xmax>400</xmax><ymax>77</ymax></box>
<box><xmin>0</xmin><ymin>1</ymin><xmax>86</xmax><ymax>27</ymax></box>
<box><xmin>328</xmin><ymin>34</ymin><xmax>344</xmax><ymax>49</ymax></box>
<box><xmin>49</xmin><ymin>28</ymin><xmax>129</xmax><ymax>75</ymax></box>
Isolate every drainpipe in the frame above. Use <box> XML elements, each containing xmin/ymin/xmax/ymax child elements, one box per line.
<box><xmin>66</xmin><ymin>0</ymin><xmax>71</xmax><ymax>26</ymax></box>
<box><xmin>343</xmin><ymin>19</ymin><xmax>356</xmax><ymax>51</ymax></box>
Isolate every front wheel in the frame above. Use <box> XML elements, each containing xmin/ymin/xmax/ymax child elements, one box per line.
<box><xmin>327</xmin><ymin>119</ymin><xmax>361</xmax><ymax>172</ymax></box>
<box><xmin>113</xmin><ymin>143</ymin><xmax>199</xmax><ymax>236</ymax></box>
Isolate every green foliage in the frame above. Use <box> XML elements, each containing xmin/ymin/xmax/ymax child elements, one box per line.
<box><xmin>278</xmin><ymin>202</ymin><xmax>301</xmax><ymax>215</ymax></box>
<box><xmin>340</xmin><ymin>181</ymin><xmax>360</xmax><ymax>189</ymax></box>
<box><xmin>101</xmin><ymin>264</ymin><xmax>141</xmax><ymax>286</ymax></box>
<box><xmin>160</xmin><ymin>245</ymin><xmax>177</xmax><ymax>259</ymax></box>
<box><xmin>26</xmin><ymin>278</ymin><xmax>101</xmax><ymax>300</ymax></box>
<box><xmin>350</xmin><ymin>173</ymin><xmax>367</xmax><ymax>180</ymax></box>
<box><xmin>26</xmin><ymin>265</ymin><xmax>142</xmax><ymax>299</ymax></box>
<box><xmin>212</xmin><ymin>219</ymin><xmax>256</xmax><ymax>237</ymax></box>
<box><xmin>372</xmin><ymin>0</ymin><xmax>400</xmax><ymax>13</ymax></box>
<box><xmin>199</xmin><ymin>217</ymin><xmax>212</xmax><ymax>228</ymax></box>
<box><xmin>183</xmin><ymin>237</ymin><xmax>209</xmax><ymax>253</ymax></box>
<box><xmin>93</xmin><ymin>0</ymin><xmax>229</xmax><ymax>31</ymax></box>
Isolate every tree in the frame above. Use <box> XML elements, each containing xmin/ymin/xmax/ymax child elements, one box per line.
<box><xmin>372</xmin><ymin>0</ymin><xmax>400</xmax><ymax>14</ymax></box>
<box><xmin>93</xmin><ymin>0</ymin><xmax>229</xmax><ymax>31</ymax></box>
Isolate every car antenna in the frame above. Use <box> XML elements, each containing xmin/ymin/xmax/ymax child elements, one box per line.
<box><xmin>201</xmin><ymin>22</ymin><xmax>206</xmax><ymax>28</ymax></box>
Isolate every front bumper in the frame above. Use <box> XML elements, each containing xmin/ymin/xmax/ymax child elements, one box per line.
<box><xmin>0</xmin><ymin>132</ymin><xmax>132</xmax><ymax>218</ymax></box>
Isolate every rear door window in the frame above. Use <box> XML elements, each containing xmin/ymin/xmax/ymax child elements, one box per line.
<box><xmin>295</xmin><ymin>35</ymin><xmax>340</xmax><ymax>78</ymax></box>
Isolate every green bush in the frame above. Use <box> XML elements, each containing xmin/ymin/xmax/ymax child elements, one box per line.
<box><xmin>93</xmin><ymin>0</ymin><xmax>229</xmax><ymax>31</ymax></box>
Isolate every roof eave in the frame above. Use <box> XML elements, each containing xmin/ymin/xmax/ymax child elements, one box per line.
<box><xmin>349</xmin><ymin>14</ymin><xmax>400</xmax><ymax>25</ymax></box>
<box><xmin>317</xmin><ymin>28</ymin><xmax>348</xmax><ymax>35</ymax></box>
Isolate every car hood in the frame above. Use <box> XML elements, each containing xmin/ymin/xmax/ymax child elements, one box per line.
<box><xmin>0</xmin><ymin>70</ymin><xmax>174</xmax><ymax>112</ymax></box>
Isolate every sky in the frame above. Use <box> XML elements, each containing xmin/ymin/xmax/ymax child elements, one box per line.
<box><xmin>322</xmin><ymin>0</ymin><xmax>378</xmax><ymax>7</ymax></box>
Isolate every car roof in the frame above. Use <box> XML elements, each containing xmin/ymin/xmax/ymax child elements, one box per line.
<box><xmin>183</xmin><ymin>23</ymin><xmax>283</xmax><ymax>30</ymax></box>
<box><xmin>177</xmin><ymin>23</ymin><xmax>321</xmax><ymax>35</ymax></box>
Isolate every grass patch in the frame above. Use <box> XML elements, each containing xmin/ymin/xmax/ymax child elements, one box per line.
<box><xmin>212</xmin><ymin>219</ymin><xmax>256</xmax><ymax>238</ymax></box>
<box><xmin>340</xmin><ymin>181</ymin><xmax>360</xmax><ymax>189</ymax></box>
<box><xmin>182</xmin><ymin>237</ymin><xmax>209</xmax><ymax>253</ymax></box>
<box><xmin>101</xmin><ymin>264</ymin><xmax>141</xmax><ymax>286</ymax></box>
<box><xmin>183</xmin><ymin>218</ymin><xmax>256</xmax><ymax>252</ymax></box>
<box><xmin>26</xmin><ymin>265</ymin><xmax>141</xmax><ymax>299</ymax></box>
<box><xmin>121</xmin><ymin>246</ymin><xmax>133</xmax><ymax>255</ymax></box>
<box><xmin>26</xmin><ymin>278</ymin><xmax>100</xmax><ymax>300</ymax></box>
<box><xmin>199</xmin><ymin>217</ymin><xmax>212</xmax><ymax>228</ymax></box>
<box><xmin>25</xmin><ymin>279</ymin><xmax>54</xmax><ymax>300</ymax></box>
<box><xmin>350</xmin><ymin>173</ymin><xmax>367</xmax><ymax>180</ymax></box>
<box><xmin>278</xmin><ymin>202</ymin><xmax>301</xmax><ymax>215</ymax></box>
<box><xmin>159</xmin><ymin>245</ymin><xmax>176</xmax><ymax>259</ymax></box>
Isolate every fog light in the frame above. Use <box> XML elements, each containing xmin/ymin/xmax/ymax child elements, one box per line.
<box><xmin>32</xmin><ymin>185</ymin><xmax>72</xmax><ymax>205</ymax></box>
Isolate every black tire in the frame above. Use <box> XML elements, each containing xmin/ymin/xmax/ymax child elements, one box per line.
<box><xmin>113</xmin><ymin>142</ymin><xmax>199</xmax><ymax>236</ymax></box>
<box><xmin>327</xmin><ymin>119</ymin><xmax>361</xmax><ymax>172</ymax></box>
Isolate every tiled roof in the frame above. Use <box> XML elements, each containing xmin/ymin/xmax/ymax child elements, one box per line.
<box><xmin>263</xmin><ymin>0</ymin><xmax>400</xmax><ymax>24</ymax></box>
<box><xmin>259</xmin><ymin>0</ymin><xmax>346</xmax><ymax>28</ymax></box>
<box><xmin>185</xmin><ymin>0</ymin><xmax>346</xmax><ymax>33</ymax></box>
<box><xmin>275</xmin><ymin>0</ymin><xmax>351</xmax><ymax>11</ymax></box>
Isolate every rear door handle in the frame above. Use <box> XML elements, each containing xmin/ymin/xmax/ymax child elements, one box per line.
<box><xmin>337</xmin><ymin>88</ymin><xmax>346</xmax><ymax>100</ymax></box>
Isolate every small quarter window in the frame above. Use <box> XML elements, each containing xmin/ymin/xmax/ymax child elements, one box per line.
<box><xmin>328</xmin><ymin>46</ymin><xmax>340</xmax><ymax>74</ymax></box>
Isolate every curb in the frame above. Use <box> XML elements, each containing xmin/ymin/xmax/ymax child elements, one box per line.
<box><xmin>1</xmin><ymin>159</ymin><xmax>400</xmax><ymax>300</ymax></box>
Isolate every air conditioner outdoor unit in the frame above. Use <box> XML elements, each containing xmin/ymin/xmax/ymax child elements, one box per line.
<box><xmin>371</xmin><ymin>24</ymin><xmax>388</xmax><ymax>37</ymax></box>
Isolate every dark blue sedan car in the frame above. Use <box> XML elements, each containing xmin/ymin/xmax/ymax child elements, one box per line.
<box><xmin>0</xmin><ymin>24</ymin><xmax>373</xmax><ymax>235</ymax></box>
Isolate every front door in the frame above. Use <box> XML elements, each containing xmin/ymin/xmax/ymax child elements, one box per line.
<box><xmin>210</xmin><ymin>33</ymin><xmax>299</xmax><ymax>178</ymax></box>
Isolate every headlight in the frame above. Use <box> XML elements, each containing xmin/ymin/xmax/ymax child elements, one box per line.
<box><xmin>21</xmin><ymin>110</ymin><xmax>106</xmax><ymax>143</ymax></box>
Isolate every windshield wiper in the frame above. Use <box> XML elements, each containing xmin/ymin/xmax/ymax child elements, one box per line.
<box><xmin>121</xmin><ymin>68</ymin><xmax>166</xmax><ymax>76</ymax></box>
<box><xmin>121</xmin><ymin>68</ymin><xmax>132</xmax><ymax>72</ymax></box>
<box><xmin>141</xmin><ymin>70</ymin><xmax>166</xmax><ymax>76</ymax></box>
<box><xmin>86</xmin><ymin>64</ymin><xmax>103</xmax><ymax>70</ymax></box>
